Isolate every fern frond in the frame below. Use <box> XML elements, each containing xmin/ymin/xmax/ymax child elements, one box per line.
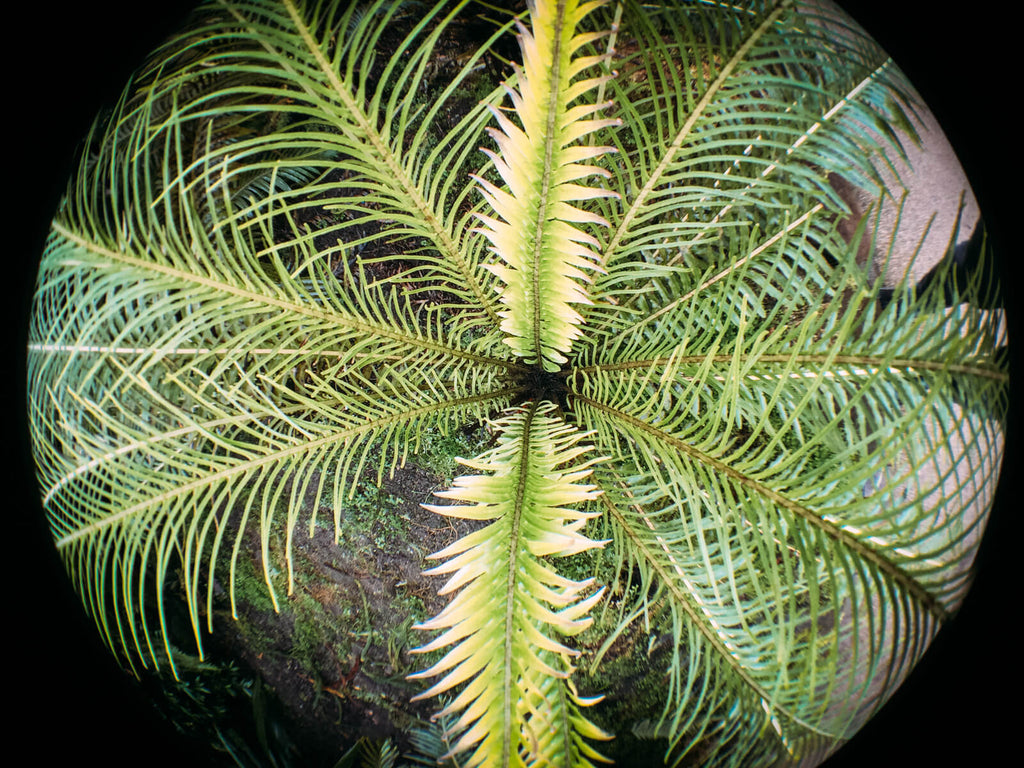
<box><xmin>404</xmin><ymin>702</ymin><xmax>465</xmax><ymax>767</ymax></box>
<box><xmin>409</xmin><ymin>402</ymin><xmax>609</xmax><ymax>767</ymax></box>
<box><xmin>474</xmin><ymin>0</ymin><xmax>620</xmax><ymax>371</ymax></box>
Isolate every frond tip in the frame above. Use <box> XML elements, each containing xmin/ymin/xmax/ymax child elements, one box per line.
<box><xmin>475</xmin><ymin>0</ymin><xmax>621</xmax><ymax>372</ymax></box>
<box><xmin>409</xmin><ymin>401</ymin><xmax>610</xmax><ymax>768</ymax></box>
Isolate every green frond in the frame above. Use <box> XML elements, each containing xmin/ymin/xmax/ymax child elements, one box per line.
<box><xmin>474</xmin><ymin>0</ymin><xmax>620</xmax><ymax>371</ymax></box>
<box><xmin>567</xmin><ymin>248</ymin><xmax>1006</xmax><ymax>761</ymax></box>
<box><xmin>79</xmin><ymin>0</ymin><xmax>512</xmax><ymax>323</ymax></box>
<box><xmin>583</xmin><ymin>0</ymin><xmax>921</xmax><ymax>332</ymax></box>
<box><xmin>337</xmin><ymin>737</ymin><xmax>400</xmax><ymax>768</ymax></box>
<box><xmin>409</xmin><ymin>402</ymin><xmax>610</xmax><ymax>767</ymax></box>
<box><xmin>404</xmin><ymin>702</ymin><xmax>465</xmax><ymax>767</ymax></box>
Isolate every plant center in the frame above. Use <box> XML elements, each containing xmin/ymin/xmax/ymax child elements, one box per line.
<box><xmin>513</xmin><ymin>365</ymin><xmax>569</xmax><ymax>408</ymax></box>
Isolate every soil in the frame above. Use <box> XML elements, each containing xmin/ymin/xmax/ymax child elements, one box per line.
<box><xmin>211</xmin><ymin>464</ymin><xmax>462</xmax><ymax>747</ymax></box>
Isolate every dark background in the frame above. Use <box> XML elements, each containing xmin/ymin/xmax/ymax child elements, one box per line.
<box><xmin>6</xmin><ymin>2</ymin><xmax>1017</xmax><ymax>766</ymax></box>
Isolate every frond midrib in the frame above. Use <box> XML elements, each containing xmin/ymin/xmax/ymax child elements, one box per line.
<box><xmin>575</xmin><ymin>392</ymin><xmax>949</xmax><ymax>624</ymax></box>
<box><xmin>594</xmin><ymin>480</ymin><xmax>835</xmax><ymax>741</ymax></box>
<box><xmin>571</xmin><ymin>353</ymin><xmax>1008</xmax><ymax>383</ymax></box>
<box><xmin>53</xmin><ymin>388</ymin><xmax>516</xmax><ymax>548</ymax></box>
<box><xmin>49</xmin><ymin>222</ymin><xmax>513</xmax><ymax>371</ymax></box>
<box><xmin>39</xmin><ymin>399</ymin><xmax>310</xmax><ymax>508</ymax></box>
<box><xmin>605</xmin><ymin>202</ymin><xmax>827</xmax><ymax>337</ymax></box>
<box><xmin>529</xmin><ymin>4</ymin><xmax>569</xmax><ymax>365</ymax></box>
<box><xmin>501</xmin><ymin>401</ymin><xmax>537</xmax><ymax>763</ymax></box>
<box><xmin>602</xmin><ymin>0</ymin><xmax>795</xmax><ymax>265</ymax></box>
<box><xmin>277</xmin><ymin>0</ymin><xmax>501</xmax><ymax>326</ymax></box>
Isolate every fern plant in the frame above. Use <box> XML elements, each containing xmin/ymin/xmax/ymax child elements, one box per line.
<box><xmin>26</xmin><ymin>0</ymin><xmax>1007</xmax><ymax>766</ymax></box>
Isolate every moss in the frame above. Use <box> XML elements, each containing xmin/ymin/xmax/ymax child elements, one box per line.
<box><xmin>226</xmin><ymin>536</ymin><xmax>279</xmax><ymax>617</ymax></box>
<box><xmin>411</xmin><ymin>423</ymin><xmax>491</xmax><ymax>481</ymax></box>
<box><xmin>573</xmin><ymin>601</ymin><xmax>679</xmax><ymax>763</ymax></box>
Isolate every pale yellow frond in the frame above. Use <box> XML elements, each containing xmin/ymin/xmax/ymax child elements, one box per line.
<box><xmin>410</xmin><ymin>402</ymin><xmax>609</xmax><ymax>767</ymax></box>
<box><xmin>474</xmin><ymin>0</ymin><xmax>621</xmax><ymax>371</ymax></box>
